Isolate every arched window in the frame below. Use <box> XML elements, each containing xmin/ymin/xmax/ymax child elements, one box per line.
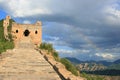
<box><xmin>35</xmin><ymin>30</ymin><xmax>38</xmax><ymax>34</ymax></box>
<box><xmin>24</xmin><ymin>29</ymin><xmax>30</xmax><ymax>37</ymax></box>
<box><xmin>16</xmin><ymin>30</ymin><xmax>18</xmax><ymax>33</ymax></box>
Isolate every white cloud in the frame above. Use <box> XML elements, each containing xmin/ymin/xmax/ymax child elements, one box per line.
<box><xmin>45</xmin><ymin>36</ymin><xmax>59</xmax><ymax>41</ymax></box>
<box><xmin>95</xmin><ymin>53</ymin><xmax>115</xmax><ymax>60</ymax></box>
<box><xmin>1</xmin><ymin>0</ymin><xmax>51</xmax><ymax>17</ymax></box>
<box><xmin>57</xmin><ymin>49</ymin><xmax>73</xmax><ymax>54</ymax></box>
<box><xmin>0</xmin><ymin>0</ymin><xmax>114</xmax><ymax>18</ymax></box>
<box><xmin>23</xmin><ymin>20</ymin><xmax>31</xmax><ymax>24</ymax></box>
<box><xmin>56</xmin><ymin>48</ymin><xmax>90</xmax><ymax>54</ymax></box>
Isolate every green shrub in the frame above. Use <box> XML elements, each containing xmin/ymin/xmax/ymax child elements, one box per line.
<box><xmin>39</xmin><ymin>42</ymin><xmax>59</xmax><ymax>61</ymax></box>
<box><xmin>60</xmin><ymin>58</ymin><xmax>79</xmax><ymax>76</ymax></box>
<box><xmin>53</xmin><ymin>51</ymin><xmax>58</xmax><ymax>58</ymax></box>
<box><xmin>52</xmin><ymin>51</ymin><xmax>59</xmax><ymax>61</ymax></box>
<box><xmin>39</xmin><ymin>42</ymin><xmax>54</xmax><ymax>52</ymax></box>
<box><xmin>0</xmin><ymin>41</ymin><xmax>14</xmax><ymax>54</ymax></box>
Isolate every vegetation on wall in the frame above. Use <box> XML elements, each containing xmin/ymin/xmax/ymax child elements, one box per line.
<box><xmin>39</xmin><ymin>42</ymin><xmax>79</xmax><ymax>76</ymax></box>
<box><xmin>0</xmin><ymin>19</ymin><xmax>14</xmax><ymax>54</ymax></box>
<box><xmin>39</xmin><ymin>42</ymin><xmax>59</xmax><ymax>61</ymax></box>
<box><xmin>39</xmin><ymin>42</ymin><xmax>54</xmax><ymax>53</ymax></box>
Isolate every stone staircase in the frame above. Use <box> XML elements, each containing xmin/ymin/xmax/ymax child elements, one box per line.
<box><xmin>16</xmin><ymin>37</ymin><xmax>35</xmax><ymax>49</ymax></box>
<box><xmin>0</xmin><ymin>37</ymin><xmax>85</xmax><ymax>80</ymax></box>
<box><xmin>0</xmin><ymin>49</ymin><xmax>61</xmax><ymax>80</ymax></box>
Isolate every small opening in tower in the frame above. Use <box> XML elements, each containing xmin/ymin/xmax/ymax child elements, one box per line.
<box><xmin>35</xmin><ymin>30</ymin><xmax>38</xmax><ymax>34</ymax></box>
<box><xmin>24</xmin><ymin>29</ymin><xmax>30</xmax><ymax>37</ymax></box>
<box><xmin>16</xmin><ymin>30</ymin><xmax>18</xmax><ymax>33</ymax></box>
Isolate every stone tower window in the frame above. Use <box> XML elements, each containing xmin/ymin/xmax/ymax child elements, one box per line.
<box><xmin>35</xmin><ymin>30</ymin><xmax>38</xmax><ymax>34</ymax></box>
<box><xmin>24</xmin><ymin>29</ymin><xmax>30</xmax><ymax>37</ymax></box>
<box><xmin>16</xmin><ymin>30</ymin><xmax>18</xmax><ymax>33</ymax></box>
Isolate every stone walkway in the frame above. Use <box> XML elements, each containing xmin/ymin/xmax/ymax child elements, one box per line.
<box><xmin>0</xmin><ymin>48</ymin><xmax>61</xmax><ymax>80</ymax></box>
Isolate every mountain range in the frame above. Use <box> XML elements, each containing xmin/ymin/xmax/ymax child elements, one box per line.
<box><xmin>65</xmin><ymin>57</ymin><xmax>120</xmax><ymax>72</ymax></box>
<box><xmin>65</xmin><ymin>57</ymin><xmax>120</xmax><ymax>65</ymax></box>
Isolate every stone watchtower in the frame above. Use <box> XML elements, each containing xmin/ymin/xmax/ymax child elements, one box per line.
<box><xmin>3</xmin><ymin>16</ymin><xmax>42</xmax><ymax>48</ymax></box>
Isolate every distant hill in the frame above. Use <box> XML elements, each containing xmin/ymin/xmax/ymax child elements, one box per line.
<box><xmin>65</xmin><ymin>57</ymin><xmax>120</xmax><ymax>66</ymax></box>
<box><xmin>65</xmin><ymin>57</ymin><xmax>83</xmax><ymax>64</ymax></box>
<box><xmin>108</xmin><ymin>64</ymin><xmax>120</xmax><ymax>70</ymax></box>
<box><xmin>65</xmin><ymin>57</ymin><xmax>120</xmax><ymax>73</ymax></box>
<box><xmin>106</xmin><ymin>59</ymin><xmax>120</xmax><ymax>70</ymax></box>
<box><xmin>114</xmin><ymin>59</ymin><xmax>120</xmax><ymax>64</ymax></box>
<box><xmin>65</xmin><ymin>57</ymin><xmax>113</xmax><ymax>66</ymax></box>
<box><xmin>97</xmin><ymin>60</ymin><xmax>112</xmax><ymax>66</ymax></box>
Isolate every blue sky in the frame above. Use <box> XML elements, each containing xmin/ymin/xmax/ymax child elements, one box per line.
<box><xmin>0</xmin><ymin>0</ymin><xmax>120</xmax><ymax>61</ymax></box>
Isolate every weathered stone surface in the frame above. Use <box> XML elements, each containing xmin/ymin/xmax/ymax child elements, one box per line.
<box><xmin>0</xmin><ymin>49</ymin><xmax>61</xmax><ymax>80</ymax></box>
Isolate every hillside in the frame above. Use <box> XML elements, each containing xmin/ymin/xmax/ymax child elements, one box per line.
<box><xmin>114</xmin><ymin>59</ymin><xmax>120</xmax><ymax>64</ymax></box>
<box><xmin>65</xmin><ymin>57</ymin><xmax>120</xmax><ymax>77</ymax></box>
